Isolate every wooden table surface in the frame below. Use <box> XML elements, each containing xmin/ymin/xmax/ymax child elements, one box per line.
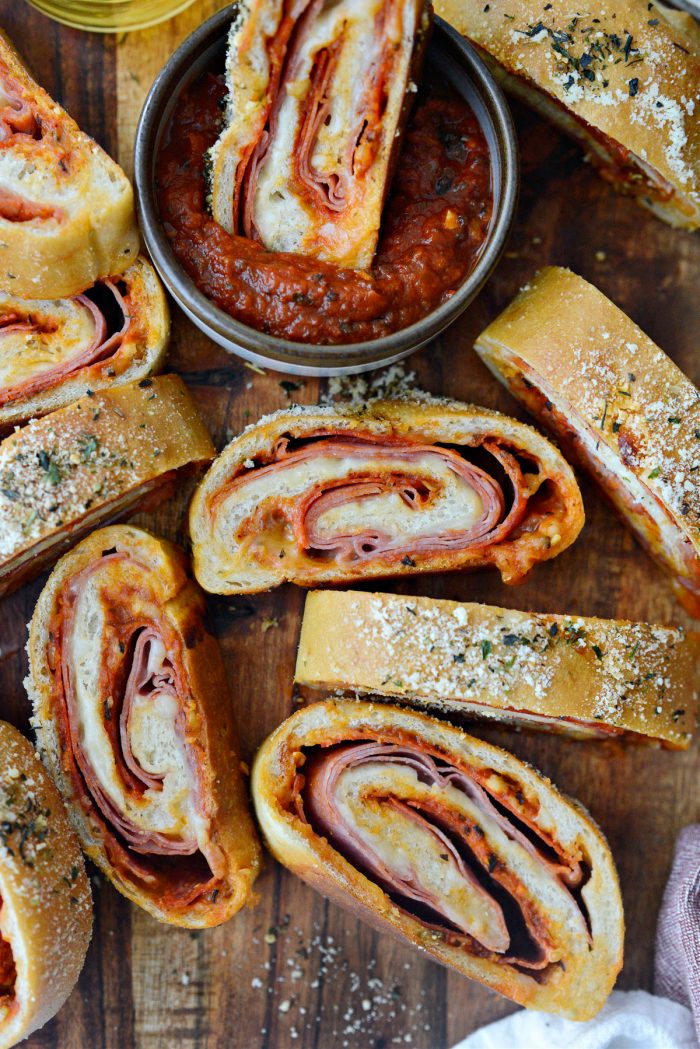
<box><xmin>1</xmin><ymin>2</ymin><xmax>699</xmax><ymax>1047</ymax></box>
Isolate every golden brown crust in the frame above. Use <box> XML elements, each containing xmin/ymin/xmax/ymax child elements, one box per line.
<box><xmin>189</xmin><ymin>399</ymin><xmax>584</xmax><ymax>594</ymax></box>
<box><xmin>26</xmin><ymin>525</ymin><xmax>262</xmax><ymax>929</ymax></box>
<box><xmin>0</xmin><ymin>33</ymin><xmax>139</xmax><ymax>298</ymax></box>
<box><xmin>0</xmin><ymin>721</ymin><xmax>92</xmax><ymax>1049</ymax></box>
<box><xmin>296</xmin><ymin>590</ymin><xmax>699</xmax><ymax>747</ymax></box>
<box><xmin>0</xmin><ymin>255</ymin><xmax>170</xmax><ymax>429</ymax></box>
<box><xmin>434</xmin><ymin>0</ymin><xmax>700</xmax><ymax>227</ymax></box>
<box><xmin>0</xmin><ymin>375</ymin><xmax>215</xmax><ymax>599</ymax></box>
<box><xmin>474</xmin><ymin>266</ymin><xmax>700</xmax><ymax>615</ymax></box>
<box><xmin>251</xmin><ymin>700</ymin><xmax>624</xmax><ymax>1020</ymax></box>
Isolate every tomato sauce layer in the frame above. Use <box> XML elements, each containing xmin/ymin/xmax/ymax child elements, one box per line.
<box><xmin>156</xmin><ymin>72</ymin><xmax>492</xmax><ymax>345</ymax></box>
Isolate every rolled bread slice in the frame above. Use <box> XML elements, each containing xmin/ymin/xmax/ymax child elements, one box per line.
<box><xmin>296</xmin><ymin>589</ymin><xmax>699</xmax><ymax>748</ymax></box>
<box><xmin>0</xmin><ymin>32</ymin><xmax>139</xmax><ymax>299</ymax></box>
<box><xmin>0</xmin><ymin>720</ymin><xmax>92</xmax><ymax>1049</ymax></box>
<box><xmin>474</xmin><ymin>267</ymin><xmax>700</xmax><ymax>617</ymax></box>
<box><xmin>252</xmin><ymin>699</ymin><xmax>624</xmax><ymax>1020</ymax></box>
<box><xmin>207</xmin><ymin>0</ymin><xmax>431</xmax><ymax>269</ymax></box>
<box><xmin>26</xmin><ymin>525</ymin><xmax>262</xmax><ymax>928</ymax></box>
<box><xmin>189</xmin><ymin>399</ymin><xmax>584</xmax><ymax>594</ymax></box>
<box><xmin>0</xmin><ymin>375</ymin><xmax>214</xmax><ymax>598</ymax></box>
<box><xmin>0</xmin><ymin>255</ymin><xmax>169</xmax><ymax>429</ymax></box>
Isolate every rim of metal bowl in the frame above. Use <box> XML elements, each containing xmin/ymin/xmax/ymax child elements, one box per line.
<box><xmin>135</xmin><ymin>6</ymin><xmax>519</xmax><ymax>377</ymax></box>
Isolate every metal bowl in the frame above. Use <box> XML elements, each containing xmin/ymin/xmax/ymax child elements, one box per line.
<box><xmin>135</xmin><ymin>6</ymin><xmax>519</xmax><ymax>377</ymax></box>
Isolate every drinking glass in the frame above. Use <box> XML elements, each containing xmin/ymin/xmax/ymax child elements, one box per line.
<box><xmin>25</xmin><ymin>0</ymin><xmax>197</xmax><ymax>32</ymax></box>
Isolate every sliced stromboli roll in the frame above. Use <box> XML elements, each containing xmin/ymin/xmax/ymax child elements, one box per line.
<box><xmin>0</xmin><ymin>721</ymin><xmax>92</xmax><ymax>1049</ymax></box>
<box><xmin>0</xmin><ymin>33</ymin><xmax>139</xmax><ymax>299</ymax></box>
<box><xmin>434</xmin><ymin>0</ymin><xmax>700</xmax><ymax>228</ymax></box>
<box><xmin>474</xmin><ymin>267</ymin><xmax>700</xmax><ymax>616</ymax></box>
<box><xmin>0</xmin><ymin>255</ymin><xmax>169</xmax><ymax>429</ymax></box>
<box><xmin>252</xmin><ymin>701</ymin><xmax>624</xmax><ymax>1019</ymax></box>
<box><xmin>26</xmin><ymin>525</ymin><xmax>262</xmax><ymax>928</ymax></box>
<box><xmin>189</xmin><ymin>401</ymin><xmax>584</xmax><ymax>594</ymax></box>
<box><xmin>208</xmin><ymin>0</ymin><xmax>431</xmax><ymax>269</ymax></box>
<box><xmin>296</xmin><ymin>590</ymin><xmax>700</xmax><ymax>747</ymax></box>
<box><xmin>0</xmin><ymin>375</ymin><xmax>214</xmax><ymax>599</ymax></box>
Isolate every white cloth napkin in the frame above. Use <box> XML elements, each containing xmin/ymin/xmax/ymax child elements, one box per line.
<box><xmin>451</xmin><ymin>990</ymin><xmax>697</xmax><ymax>1049</ymax></box>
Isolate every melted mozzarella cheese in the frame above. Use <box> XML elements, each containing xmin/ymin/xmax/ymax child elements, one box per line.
<box><xmin>0</xmin><ymin>295</ymin><xmax>97</xmax><ymax>391</ymax></box>
<box><xmin>336</xmin><ymin>763</ymin><xmax>509</xmax><ymax>949</ymax></box>
<box><xmin>219</xmin><ymin>451</ymin><xmax>485</xmax><ymax>551</ymax></box>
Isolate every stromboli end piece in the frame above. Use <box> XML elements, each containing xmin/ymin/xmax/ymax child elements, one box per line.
<box><xmin>296</xmin><ymin>590</ymin><xmax>699</xmax><ymax>747</ymax></box>
<box><xmin>0</xmin><ymin>255</ymin><xmax>169</xmax><ymax>429</ymax></box>
<box><xmin>189</xmin><ymin>400</ymin><xmax>584</xmax><ymax>594</ymax></box>
<box><xmin>0</xmin><ymin>375</ymin><xmax>215</xmax><ymax>599</ymax></box>
<box><xmin>252</xmin><ymin>700</ymin><xmax>624</xmax><ymax>1020</ymax></box>
<box><xmin>26</xmin><ymin>525</ymin><xmax>262</xmax><ymax>928</ymax></box>
<box><xmin>434</xmin><ymin>0</ymin><xmax>700</xmax><ymax>228</ymax></box>
<box><xmin>0</xmin><ymin>721</ymin><xmax>92</xmax><ymax>1049</ymax></box>
<box><xmin>0</xmin><ymin>32</ymin><xmax>139</xmax><ymax>299</ymax></box>
<box><xmin>474</xmin><ymin>267</ymin><xmax>700</xmax><ymax>616</ymax></box>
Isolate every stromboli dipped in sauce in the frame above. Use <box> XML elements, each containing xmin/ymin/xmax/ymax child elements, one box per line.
<box><xmin>0</xmin><ymin>255</ymin><xmax>169</xmax><ymax>429</ymax></box>
<box><xmin>156</xmin><ymin>70</ymin><xmax>492</xmax><ymax>344</ymax></box>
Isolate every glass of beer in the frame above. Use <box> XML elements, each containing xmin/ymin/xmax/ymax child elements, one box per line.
<box><xmin>25</xmin><ymin>0</ymin><xmax>197</xmax><ymax>32</ymax></box>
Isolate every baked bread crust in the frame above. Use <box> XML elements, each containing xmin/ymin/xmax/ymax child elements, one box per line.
<box><xmin>189</xmin><ymin>399</ymin><xmax>584</xmax><ymax>594</ymax></box>
<box><xmin>434</xmin><ymin>0</ymin><xmax>700</xmax><ymax>227</ymax></box>
<box><xmin>474</xmin><ymin>266</ymin><xmax>700</xmax><ymax>615</ymax></box>
<box><xmin>0</xmin><ymin>375</ymin><xmax>215</xmax><ymax>598</ymax></box>
<box><xmin>0</xmin><ymin>721</ymin><xmax>92</xmax><ymax>1049</ymax></box>
<box><xmin>251</xmin><ymin>699</ymin><xmax>624</xmax><ymax>1020</ymax></box>
<box><xmin>208</xmin><ymin>0</ymin><xmax>430</xmax><ymax>268</ymax></box>
<box><xmin>0</xmin><ymin>33</ymin><xmax>139</xmax><ymax>298</ymax></box>
<box><xmin>26</xmin><ymin>525</ymin><xmax>262</xmax><ymax>928</ymax></box>
<box><xmin>0</xmin><ymin>255</ymin><xmax>170</xmax><ymax>429</ymax></box>
<box><xmin>296</xmin><ymin>590</ymin><xmax>699</xmax><ymax>747</ymax></box>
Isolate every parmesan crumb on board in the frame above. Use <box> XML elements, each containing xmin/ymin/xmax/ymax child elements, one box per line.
<box><xmin>320</xmin><ymin>364</ymin><xmax>432</xmax><ymax>406</ymax></box>
<box><xmin>243</xmin><ymin>918</ymin><xmax>433</xmax><ymax>1047</ymax></box>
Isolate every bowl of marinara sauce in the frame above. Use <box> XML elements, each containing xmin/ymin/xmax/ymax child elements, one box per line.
<box><xmin>135</xmin><ymin>5</ymin><xmax>518</xmax><ymax>376</ymax></box>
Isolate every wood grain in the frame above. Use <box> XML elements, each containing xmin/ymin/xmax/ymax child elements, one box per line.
<box><xmin>2</xmin><ymin>1</ymin><xmax>699</xmax><ymax>1047</ymax></box>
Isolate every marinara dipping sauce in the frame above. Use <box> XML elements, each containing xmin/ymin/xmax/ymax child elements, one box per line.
<box><xmin>156</xmin><ymin>73</ymin><xmax>492</xmax><ymax>345</ymax></box>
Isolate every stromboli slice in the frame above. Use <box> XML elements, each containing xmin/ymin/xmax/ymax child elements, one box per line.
<box><xmin>0</xmin><ymin>720</ymin><xmax>91</xmax><ymax>1049</ymax></box>
<box><xmin>0</xmin><ymin>255</ymin><xmax>169</xmax><ymax>428</ymax></box>
<box><xmin>208</xmin><ymin>0</ymin><xmax>431</xmax><ymax>268</ymax></box>
<box><xmin>26</xmin><ymin>525</ymin><xmax>262</xmax><ymax>928</ymax></box>
<box><xmin>0</xmin><ymin>375</ymin><xmax>214</xmax><ymax>598</ymax></box>
<box><xmin>434</xmin><ymin>0</ymin><xmax>700</xmax><ymax>228</ymax></box>
<box><xmin>0</xmin><ymin>33</ymin><xmax>139</xmax><ymax>298</ymax></box>
<box><xmin>474</xmin><ymin>267</ymin><xmax>700</xmax><ymax>616</ymax></box>
<box><xmin>252</xmin><ymin>700</ymin><xmax>624</xmax><ymax>1019</ymax></box>
<box><xmin>296</xmin><ymin>590</ymin><xmax>699</xmax><ymax>747</ymax></box>
<box><xmin>189</xmin><ymin>401</ymin><xmax>584</xmax><ymax>594</ymax></box>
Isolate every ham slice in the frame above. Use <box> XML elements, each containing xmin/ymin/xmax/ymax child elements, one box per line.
<box><xmin>0</xmin><ymin>72</ymin><xmax>39</xmax><ymax>141</ymax></box>
<box><xmin>301</xmin><ymin>741</ymin><xmax>588</xmax><ymax>964</ymax></box>
<box><xmin>0</xmin><ymin>187</ymin><xmax>56</xmax><ymax>222</ymax></box>
<box><xmin>0</xmin><ymin>925</ymin><xmax>15</xmax><ymax>1001</ymax></box>
<box><xmin>0</xmin><ymin>280</ymin><xmax>129</xmax><ymax>406</ymax></box>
